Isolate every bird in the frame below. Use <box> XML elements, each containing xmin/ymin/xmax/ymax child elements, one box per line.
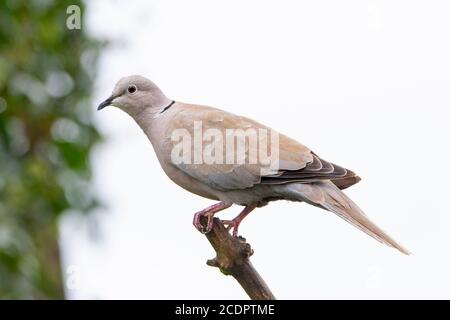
<box><xmin>98</xmin><ymin>75</ymin><xmax>410</xmax><ymax>255</ymax></box>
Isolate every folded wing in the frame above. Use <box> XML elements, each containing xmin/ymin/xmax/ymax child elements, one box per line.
<box><xmin>168</xmin><ymin>104</ymin><xmax>360</xmax><ymax>190</ymax></box>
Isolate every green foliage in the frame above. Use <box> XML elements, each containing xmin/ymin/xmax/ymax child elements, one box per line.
<box><xmin>0</xmin><ymin>0</ymin><xmax>103</xmax><ymax>298</ymax></box>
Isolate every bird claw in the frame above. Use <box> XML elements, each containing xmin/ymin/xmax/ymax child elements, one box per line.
<box><xmin>195</xmin><ymin>224</ymin><xmax>211</xmax><ymax>234</ymax></box>
<box><xmin>192</xmin><ymin>202</ymin><xmax>239</xmax><ymax>235</ymax></box>
<box><xmin>193</xmin><ymin>211</ymin><xmax>215</xmax><ymax>234</ymax></box>
<box><xmin>221</xmin><ymin>220</ymin><xmax>240</xmax><ymax>237</ymax></box>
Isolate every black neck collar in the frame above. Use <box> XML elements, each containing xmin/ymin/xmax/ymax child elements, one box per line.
<box><xmin>160</xmin><ymin>100</ymin><xmax>175</xmax><ymax>114</ymax></box>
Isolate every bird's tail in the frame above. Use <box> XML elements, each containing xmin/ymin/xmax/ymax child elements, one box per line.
<box><xmin>283</xmin><ymin>181</ymin><xmax>410</xmax><ymax>255</ymax></box>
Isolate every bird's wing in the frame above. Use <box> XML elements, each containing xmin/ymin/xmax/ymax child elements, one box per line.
<box><xmin>259</xmin><ymin>152</ymin><xmax>360</xmax><ymax>188</ymax></box>
<box><xmin>166</xmin><ymin>104</ymin><xmax>356</xmax><ymax>191</ymax></box>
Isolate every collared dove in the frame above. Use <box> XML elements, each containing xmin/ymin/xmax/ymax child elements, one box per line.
<box><xmin>98</xmin><ymin>75</ymin><xmax>410</xmax><ymax>255</ymax></box>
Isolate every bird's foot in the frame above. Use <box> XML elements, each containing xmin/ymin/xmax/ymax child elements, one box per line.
<box><xmin>193</xmin><ymin>202</ymin><xmax>231</xmax><ymax>234</ymax></box>
<box><xmin>220</xmin><ymin>204</ymin><xmax>257</xmax><ymax>237</ymax></box>
<box><xmin>221</xmin><ymin>219</ymin><xmax>241</xmax><ymax>237</ymax></box>
<box><xmin>193</xmin><ymin>211</ymin><xmax>215</xmax><ymax>234</ymax></box>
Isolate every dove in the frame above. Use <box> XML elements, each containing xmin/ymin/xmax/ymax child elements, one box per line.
<box><xmin>98</xmin><ymin>75</ymin><xmax>410</xmax><ymax>255</ymax></box>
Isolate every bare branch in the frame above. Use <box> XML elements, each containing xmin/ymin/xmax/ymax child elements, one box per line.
<box><xmin>200</xmin><ymin>216</ymin><xmax>276</xmax><ymax>300</ymax></box>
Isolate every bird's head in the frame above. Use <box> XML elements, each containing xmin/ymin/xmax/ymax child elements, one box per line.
<box><xmin>97</xmin><ymin>75</ymin><xmax>170</xmax><ymax>118</ymax></box>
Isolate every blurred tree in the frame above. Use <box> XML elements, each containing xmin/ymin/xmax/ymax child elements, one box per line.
<box><xmin>0</xmin><ymin>0</ymin><xmax>103</xmax><ymax>298</ymax></box>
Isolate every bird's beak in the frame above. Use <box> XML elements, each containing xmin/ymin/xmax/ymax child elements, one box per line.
<box><xmin>97</xmin><ymin>96</ymin><xmax>114</xmax><ymax>111</ymax></box>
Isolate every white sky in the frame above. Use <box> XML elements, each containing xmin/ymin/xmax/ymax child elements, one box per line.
<box><xmin>60</xmin><ymin>0</ymin><xmax>450</xmax><ymax>299</ymax></box>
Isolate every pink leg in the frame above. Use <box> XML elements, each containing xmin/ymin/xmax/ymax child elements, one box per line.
<box><xmin>222</xmin><ymin>204</ymin><xmax>257</xmax><ymax>237</ymax></box>
<box><xmin>193</xmin><ymin>202</ymin><xmax>231</xmax><ymax>234</ymax></box>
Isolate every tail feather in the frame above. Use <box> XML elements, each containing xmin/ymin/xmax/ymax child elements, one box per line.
<box><xmin>286</xmin><ymin>181</ymin><xmax>410</xmax><ymax>255</ymax></box>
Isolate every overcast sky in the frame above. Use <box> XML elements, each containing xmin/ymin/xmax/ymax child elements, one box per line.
<box><xmin>60</xmin><ymin>0</ymin><xmax>450</xmax><ymax>299</ymax></box>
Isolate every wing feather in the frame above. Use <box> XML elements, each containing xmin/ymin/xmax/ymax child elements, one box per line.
<box><xmin>168</xmin><ymin>104</ymin><xmax>359</xmax><ymax>190</ymax></box>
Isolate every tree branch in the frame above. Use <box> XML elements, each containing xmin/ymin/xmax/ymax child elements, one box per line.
<box><xmin>200</xmin><ymin>216</ymin><xmax>276</xmax><ymax>300</ymax></box>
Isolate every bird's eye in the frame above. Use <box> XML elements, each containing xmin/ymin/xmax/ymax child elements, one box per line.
<box><xmin>127</xmin><ymin>85</ymin><xmax>137</xmax><ymax>94</ymax></box>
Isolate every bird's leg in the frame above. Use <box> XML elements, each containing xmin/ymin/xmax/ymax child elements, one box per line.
<box><xmin>193</xmin><ymin>201</ymin><xmax>231</xmax><ymax>234</ymax></box>
<box><xmin>221</xmin><ymin>204</ymin><xmax>257</xmax><ymax>237</ymax></box>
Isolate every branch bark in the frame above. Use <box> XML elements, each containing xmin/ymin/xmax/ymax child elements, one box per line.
<box><xmin>200</xmin><ymin>216</ymin><xmax>276</xmax><ymax>300</ymax></box>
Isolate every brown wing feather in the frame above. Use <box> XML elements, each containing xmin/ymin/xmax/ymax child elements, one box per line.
<box><xmin>169</xmin><ymin>103</ymin><xmax>360</xmax><ymax>191</ymax></box>
<box><xmin>331</xmin><ymin>169</ymin><xmax>361</xmax><ymax>190</ymax></box>
<box><xmin>260</xmin><ymin>153</ymin><xmax>360</xmax><ymax>189</ymax></box>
